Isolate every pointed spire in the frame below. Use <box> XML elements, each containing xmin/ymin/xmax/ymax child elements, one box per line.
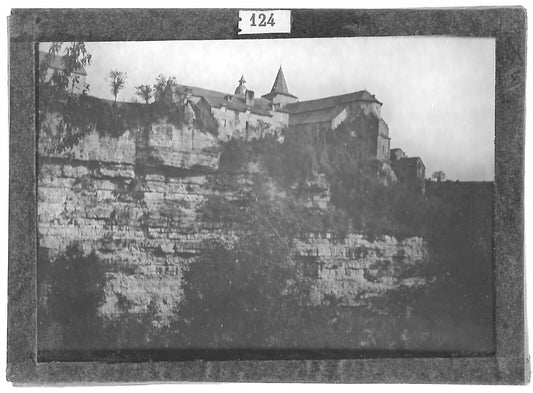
<box><xmin>270</xmin><ymin>66</ymin><xmax>290</xmax><ymax>95</ymax></box>
<box><xmin>234</xmin><ymin>74</ymin><xmax>247</xmax><ymax>95</ymax></box>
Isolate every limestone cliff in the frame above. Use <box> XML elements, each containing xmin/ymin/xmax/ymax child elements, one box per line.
<box><xmin>295</xmin><ymin>234</ymin><xmax>427</xmax><ymax>305</ymax></box>
<box><xmin>38</xmin><ymin>114</ymin><xmax>429</xmax><ymax>317</ymax></box>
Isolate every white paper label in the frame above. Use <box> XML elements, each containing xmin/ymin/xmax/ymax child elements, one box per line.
<box><xmin>238</xmin><ymin>10</ymin><xmax>291</xmax><ymax>35</ymax></box>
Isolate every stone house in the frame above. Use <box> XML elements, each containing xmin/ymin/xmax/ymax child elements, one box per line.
<box><xmin>284</xmin><ymin>90</ymin><xmax>391</xmax><ymax>163</ymax></box>
<box><xmin>178</xmin><ymin>67</ymin><xmax>428</xmax><ymax>188</ymax></box>
<box><xmin>391</xmin><ymin>155</ymin><xmax>426</xmax><ymax>193</ymax></box>
<box><xmin>185</xmin><ymin>67</ymin><xmax>295</xmax><ymax>141</ymax></box>
<box><xmin>187</xmin><ymin>67</ymin><xmax>394</xmax><ymax>167</ymax></box>
<box><xmin>390</xmin><ymin>148</ymin><xmax>406</xmax><ymax>161</ymax></box>
<box><xmin>38</xmin><ymin>52</ymin><xmax>424</xmax><ymax>187</ymax></box>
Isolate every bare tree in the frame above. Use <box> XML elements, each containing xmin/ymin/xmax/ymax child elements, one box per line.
<box><xmin>108</xmin><ymin>70</ymin><xmax>127</xmax><ymax>102</ymax></box>
<box><xmin>135</xmin><ymin>84</ymin><xmax>153</xmax><ymax>104</ymax></box>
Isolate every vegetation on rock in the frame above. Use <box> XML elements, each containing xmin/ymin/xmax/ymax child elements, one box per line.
<box><xmin>37</xmin><ymin>42</ymin><xmax>494</xmax><ymax>359</ymax></box>
<box><xmin>39</xmin><ymin>44</ymin><xmax>218</xmax><ymax>154</ymax></box>
<box><xmin>218</xmin><ymin>126</ymin><xmax>427</xmax><ymax>238</ymax></box>
<box><xmin>38</xmin><ymin>244</ymin><xmax>107</xmax><ymax>351</ymax></box>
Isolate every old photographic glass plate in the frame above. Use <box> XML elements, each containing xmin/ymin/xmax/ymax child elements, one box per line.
<box><xmin>8</xmin><ymin>8</ymin><xmax>528</xmax><ymax>385</ymax></box>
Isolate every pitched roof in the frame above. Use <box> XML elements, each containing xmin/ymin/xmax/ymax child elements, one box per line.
<box><xmin>393</xmin><ymin>156</ymin><xmax>425</xmax><ymax>170</ymax></box>
<box><xmin>271</xmin><ymin>67</ymin><xmax>289</xmax><ymax>94</ymax></box>
<box><xmin>390</xmin><ymin>148</ymin><xmax>405</xmax><ymax>157</ymax></box>
<box><xmin>262</xmin><ymin>67</ymin><xmax>297</xmax><ymax>99</ymax></box>
<box><xmin>289</xmin><ymin>106</ymin><xmax>346</xmax><ymax>126</ymax></box>
<box><xmin>39</xmin><ymin>51</ymin><xmax>87</xmax><ymax>76</ymax></box>
<box><xmin>184</xmin><ymin>84</ymin><xmax>273</xmax><ymax>117</ymax></box>
<box><xmin>284</xmin><ymin>90</ymin><xmax>381</xmax><ymax>114</ymax></box>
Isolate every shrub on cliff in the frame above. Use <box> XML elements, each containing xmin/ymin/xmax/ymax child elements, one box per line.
<box><xmin>39</xmin><ymin>45</ymin><xmax>218</xmax><ymax>154</ymax></box>
<box><xmin>38</xmin><ymin>243</ymin><xmax>107</xmax><ymax>351</ymax></box>
<box><xmin>175</xmin><ymin>175</ymin><xmax>319</xmax><ymax>348</ymax></box>
<box><xmin>218</xmin><ymin>125</ymin><xmax>427</xmax><ymax>238</ymax></box>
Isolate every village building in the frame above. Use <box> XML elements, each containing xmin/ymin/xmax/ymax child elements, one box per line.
<box><xmin>390</xmin><ymin>148</ymin><xmax>406</xmax><ymax>161</ymax></box>
<box><xmin>39</xmin><ymin>52</ymin><xmax>426</xmax><ymax>187</ymax></box>
<box><xmin>284</xmin><ymin>90</ymin><xmax>391</xmax><ymax>163</ymax></box>
<box><xmin>391</xmin><ymin>153</ymin><xmax>426</xmax><ymax>193</ymax></box>
<box><xmin>185</xmin><ymin>67</ymin><xmax>294</xmax><ymax>140</ymax></box>
<box><xmin>187</xmin><ymin>67</ymin><xmax>394</xmax><ymax>167</ymax></box>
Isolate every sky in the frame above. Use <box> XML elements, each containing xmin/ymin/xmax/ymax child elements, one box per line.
<box><xmin>41</xmin><ymin>37</ymin><xmax>495</xmax><ymax>181</ymax></box>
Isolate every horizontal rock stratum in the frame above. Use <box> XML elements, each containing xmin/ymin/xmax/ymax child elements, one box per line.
<box><xmin>38</xmin><ymin>111</ymin><xmax>429</xmax><ymax>318</ymax></box>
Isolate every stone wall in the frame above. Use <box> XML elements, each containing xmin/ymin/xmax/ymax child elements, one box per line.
<box><xmin>212</xmin><ymin>107</ymin><xmax>287</xmax><ymax>141</ymax></box>
<box><xmin>38</xmin><ymin>116</ymin><xmax>428</xmax><ymax>318</ymax></box>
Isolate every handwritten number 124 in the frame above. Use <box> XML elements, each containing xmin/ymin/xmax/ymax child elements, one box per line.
<box><xmin>250</xmin><ymin>13</ymin><xmax>275</xmax><ymax>27</ymax></box>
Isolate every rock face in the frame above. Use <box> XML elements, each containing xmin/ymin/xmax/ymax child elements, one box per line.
<box><xmin>144</xmin><ymin>120</ymin><xmax>220</xmax><ymax>171</ymax></box>
<box><xmin>295</xmin><ymin>234</ymin><xmax>427</xmax><ymax>305</ymax></box>
<box><xmin>38</xmin><ymin>116</ymin><xmax>429</xmax><ymax>317</ymax></box>
<box><xmin>38</xmin><ymin>117</ymin><xmax>222</xmax><ymax>317</ymax></box>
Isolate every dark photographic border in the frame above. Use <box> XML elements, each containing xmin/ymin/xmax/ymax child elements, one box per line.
<box><xmin>7</xmin><ymin>8</ymin><xmax>528</xmax><ymax>384</ymax></box>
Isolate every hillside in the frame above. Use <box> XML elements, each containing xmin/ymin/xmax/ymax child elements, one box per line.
<box><xmin>36</xmin><ymin>91</ymin><xmax>494</xmax><ymax>359</ymax></box>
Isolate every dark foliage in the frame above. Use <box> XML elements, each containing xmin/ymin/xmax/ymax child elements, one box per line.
<box><xmin>423</xmin><ymin>181</ymin><xmax>494</xmax><ymax>334</ymax></box>
<box><xmin>39</xmin><ymin>46</ymin><xmax>218</xmax><ymax>154</ymax></box>
<box><xmin>181</xmin><ymin>129</ymin><xmax>494</xmax><ymax>353</ymax></box>
<box><xmin>192</xmin><ymin>100</ymin><xmax>219</xmax><ymax>136</ymax></box>
<box><xmin>38</xmin><ymin>245</ymin><xmax>175</xmax><ymax>352</ymax></box>
<box><xmin>38</xmin><ymin>243</ymin><xmax>107</xmax><ymax>350</ymax></box>
<box><xmin>101</xmin><ymin>299</ymin><xmax>174</xmax><ymax>350</ymax></box>
<box><xmin>135</xmin><ymin>84</ymin><xmax>153</xmax><ymax>104</ymax></box>
<box><xmin>175</xmin><ymin>173</ymin><xmax>322</xmax><ymax>348</ymax></box>
<box><xmin>218</xmin><ymin>126</ymin><xmax>427</xmax><ymax>238</ymax></box>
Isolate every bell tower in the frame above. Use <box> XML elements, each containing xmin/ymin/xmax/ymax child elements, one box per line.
<box><xmin>234</xmin><ymin>75</ymin><xmax>247</xmax><ymax>96</ymax></box>
<box><xmin>262</xmin><ymin>66</ymin><xmax>298</xmax><ymax>108</ymax></box>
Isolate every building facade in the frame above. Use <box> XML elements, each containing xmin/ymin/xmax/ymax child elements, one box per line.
<box><xmin>187</xmin><ymin>67</ymin><xmax>395</xmax><ymax>165</ymax></box>
<box><xmin>184</xmin><ymin>67</ymin><xmax>426</xmax><ymax>187</ymax></box>
<box><xmin>39</xmin><ymin>52</ymin><xmax>425</xmax><ymax>186</ymax></box>
<box><xmin>186</xmin><ymin>67</ymin><xmax>294</xmax><ymax>141</ymax></box>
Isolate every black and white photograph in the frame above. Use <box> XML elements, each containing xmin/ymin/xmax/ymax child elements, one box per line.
<box><xmin>5</xmin><ymin>5</ymin><xmax>529</xmax><ymax>386</ymax></box>
<box><xmin>36</xmin><ymin>37</ymin><xmax>496</xmax><ymax>360</ymax></box>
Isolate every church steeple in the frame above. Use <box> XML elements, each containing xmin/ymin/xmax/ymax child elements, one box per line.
<box><xmin>270</xmin><ymin>66</ymin><xmax>290</xmax><ymax>95</ymax></box>
<box><xmin>262</xmin><ymin>66</ymin><xmax>298</xmax><ymax>107</ymax></box>
<box><xmin>234</xmin><ymin>74</ymin><xmax>247</xmax><ymax>96</ymax></box>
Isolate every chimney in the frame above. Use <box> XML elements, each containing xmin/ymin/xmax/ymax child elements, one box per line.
<box><xmin>245</xmin><ymin>90</ymin><xmax>255</xmax><ymax>106</ymax></box>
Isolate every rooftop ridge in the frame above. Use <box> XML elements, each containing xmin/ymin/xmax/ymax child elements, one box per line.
<box><xmin>284</xmin><ymin>90</ymin><xmax>382</xmax><ymax>114</ymax></box>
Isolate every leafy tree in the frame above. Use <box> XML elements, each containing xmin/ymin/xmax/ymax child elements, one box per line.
<box><xmin>108</xmin><ymin>70</ymin><xmax>127</xmax><ymax>102</ymax></box>
<box><xmin>431</xmin><ymin>170</ymin><xmax>446</xmax><ymax>182</ymax></box>
<box><xmin>39</xmin><ymin>42</ymin><xmax>92</xmax><ymax>96</ymax></box>
<box><xmin>135</xmin><ymin>84</ymin><xmax>153</xmax><ymax>104</ymax></box>
<box><xmin>175</xmin><ymin>175</ymin><xmax>316</xmax><ymax>348</ymax></box>
<box><xmin>35</xmin><ymin>42</ymin><xmax>137</xmax><ymax>156</ymax></box>
<box><xmin>39</xmin><ymin>42</ymin><xmax>92</xmax><ymax>121</ymax></box>
<box><xmin>153</xmin><ymin>74</ymin><xmax>177</xmax><ymax>103</ymax></box>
